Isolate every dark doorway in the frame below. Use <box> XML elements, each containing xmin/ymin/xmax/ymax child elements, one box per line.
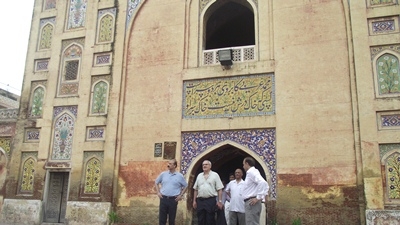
<box><xmin>44</xmin><ymin>172</ymin><xmax>69</xmax><ymax>223</ymax></box>
<box><xmin>187</xmin><ymin>144</ymin><xmax>267</xmax><ymax>224</ymax></box>
<box><xmin>205</xmin><ymin>1</ymin><xmax>255</xmax><ymax>50</ymax></box>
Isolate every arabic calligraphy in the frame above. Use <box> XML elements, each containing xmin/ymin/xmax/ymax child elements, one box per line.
<box><xmin>183</xmin><ymin>74</ymin><xmax>274</xmax><ymax>118</ymax></box>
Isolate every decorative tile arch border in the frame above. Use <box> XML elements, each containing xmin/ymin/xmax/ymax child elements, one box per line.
<box><xmin>126</xmin><ymin>0</ymin><xmax>142</xmax><ymax>29</ymax></box>
<box><xmin>181</xmin><ymin>128</ymin><xmax>277</xmax><ymax>199</ymax></box>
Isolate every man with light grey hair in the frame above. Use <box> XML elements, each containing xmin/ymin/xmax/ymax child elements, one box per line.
<box><xmin>192</xmin><ymin>160</ymin><xmax>224</xmax><ymax>225</ymax></box>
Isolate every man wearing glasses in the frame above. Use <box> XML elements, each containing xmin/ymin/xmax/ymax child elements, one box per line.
<box><xmin>192</xmin><ymin>160</ymin><xmax>224</xmax><ymax>225</ymax></box>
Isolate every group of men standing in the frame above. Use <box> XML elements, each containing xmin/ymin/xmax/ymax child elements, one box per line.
<box><xmin>155</xmin><ymin>157</ymin><xmax>269</xmax><ymax>225</ymax></box>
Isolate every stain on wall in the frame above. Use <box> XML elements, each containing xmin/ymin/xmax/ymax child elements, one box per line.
<box><xmin>119</xmin><ymin>161</ymin><xmax>168</xmax><ymax>198</ymax></box>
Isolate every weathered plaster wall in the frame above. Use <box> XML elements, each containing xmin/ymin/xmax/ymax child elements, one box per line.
<box><xmin>272</xmin><ymin>0</ymin><xmax>360</xmax><ymax>223</ymax></box>
<box><xmin>65</xmin><ymin>201</ymin><xmax>111</xmax><ymax>225</ymax></box>
<box><xmin>1</xmin><ymin>199</ymin><xmax>42</xmax><ymax>225</ymax></box>
<box><xmin>116</xmin><ymin>0</ymin><xmax>362</xmax><ymax>224</ymax></box>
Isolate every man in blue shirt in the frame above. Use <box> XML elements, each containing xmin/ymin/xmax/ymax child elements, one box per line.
<box><xmin>155</xmin><ymin>159</ymin><xmax>188</xmax><ymax>225</ymax></box>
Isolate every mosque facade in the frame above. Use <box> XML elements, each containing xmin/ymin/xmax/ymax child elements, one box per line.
<box><xmin>0</xmin><ymin>0</ymin><xmax>400</xmax><ymax>224</ymax></box>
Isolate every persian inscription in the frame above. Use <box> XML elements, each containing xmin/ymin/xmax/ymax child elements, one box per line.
<box><xmin>183</xmin><ymin>74</ymin><xmax>274</xmax><ymax>118</ymax></box>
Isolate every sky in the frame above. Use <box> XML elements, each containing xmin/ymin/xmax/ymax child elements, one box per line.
<box><xmin>0</xmin><ymin>1</ymin><xmax>35</xmax><ymax>95</ymax></box>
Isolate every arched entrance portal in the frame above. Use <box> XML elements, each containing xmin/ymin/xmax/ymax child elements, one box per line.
<box><xmin>185</xmin><ymin>144</ymin><xmax>268</xmax><ymax>224</ymax></box>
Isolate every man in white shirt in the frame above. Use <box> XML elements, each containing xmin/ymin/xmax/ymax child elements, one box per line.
<box><xmin>224</xmin><ymin>173</ymin><xmax>235</xmax><ymax>225</ymax></box>
<box><xmin>225</xmin><ymin>168</ymin><xmax>246</xmax><ymax>225</ymax></box>
<box><xmin>242</xmin><ymin>157</ymin><xmax>269</xmax><ymax>225</ymax></box>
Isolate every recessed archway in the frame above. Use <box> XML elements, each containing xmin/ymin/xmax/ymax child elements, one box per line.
<box><xmin>184</xmin><ymin>141</ymin><xmax>271</xmax><ymax>224</ymax></box>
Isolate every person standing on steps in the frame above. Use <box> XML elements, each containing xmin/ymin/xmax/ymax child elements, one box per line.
<box><xmin>192</xmin><ymin>160</ymin><xmax>224</xmax><ymax>225</ymax></box>
<box><xmin>242</xmin><ymin>157</ymin><xmax>269</xmax><ymax>225</ymax></box>
<box><xmin>155</xmin><ymin>159</ymin><xmax>188</xmax><ymax>225</ymax></box>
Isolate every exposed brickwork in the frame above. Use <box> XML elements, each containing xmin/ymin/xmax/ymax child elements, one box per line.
<box><xmin>278</xmin><ymin>173</ymin><xmax>313</xmax><ymax>186</ymax></box>
<box><xmin>272</xmin><ymin>174</ymin><xmax>361</xmax><ymax>224</ymax></box>
<box><xmin>119</xmin><ymin>161</ymin><xmax>168</xmax><ymax>198</ymax></box>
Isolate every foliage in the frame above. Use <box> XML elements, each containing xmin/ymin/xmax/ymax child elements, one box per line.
<box><xmin>269</xmin><ymin>218</ymin><xmax>278</xmax><ymax>225</ymax></box>
<box><xmin>292</xmin><ymin>218</ymin><xmax>302</xmax><ymax>225</ymax></box>
<box><xmin>108</xmin><ymin>211</ymin><xmax>119</xmax><ymax>224</ymax></box>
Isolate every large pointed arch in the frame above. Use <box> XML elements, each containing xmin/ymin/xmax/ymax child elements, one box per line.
<box><xmin>185</xmin><ymin>140</ymin><xmax>271</xmax><ymax>182</ymax></box>
<box><xmin>184</xmin><ymin>140</ymin><xmax>272</xmax><ymax>224</ymax></box>
<box><xmin>181</xmin><ymin>129</ymin><xmax>276</xmax><ymax>198</ymax></box>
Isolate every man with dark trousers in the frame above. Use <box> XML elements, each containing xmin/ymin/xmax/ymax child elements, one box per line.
<box><xmin>192</xmin><ymin>160</ymin><xmax>224</xmax><ymax>225</ymax></box>
<box><xmin>155</xmin><ymin>159</ymin><xmax>188</xmax><ymax>225</ymax></box>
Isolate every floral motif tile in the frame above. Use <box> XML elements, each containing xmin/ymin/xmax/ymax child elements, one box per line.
<box><xmin>181</xmin><ymin>129</ymin><xmax>277</xmax><ymax>199</ymax></box>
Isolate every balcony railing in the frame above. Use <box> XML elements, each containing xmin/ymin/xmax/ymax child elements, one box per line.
<box><xmin>203</xmin><ymin>45</ymin><xmax>255</xmax><ymax>65</ymax></box>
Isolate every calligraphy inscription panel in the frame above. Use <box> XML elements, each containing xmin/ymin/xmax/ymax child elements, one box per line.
<box><xmin>183</xmin><ymin>74</ymin><xmax>274</xmax><ymax>118</ymax></box>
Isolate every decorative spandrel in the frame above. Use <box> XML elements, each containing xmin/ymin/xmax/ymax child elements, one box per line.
<box><xmin>181</xmin><ymin>129</ymin><xmax>277</xmax><ymax>199</ymax></box>
<box><xmin>183</xmin><ymin>74</ymin><xmax>274</xmax><ymax>118</ymax></box>
<box><xmin>126</xmin><ymin>0</ymin><xmax>141</xmax><ymax>29</ymax></box>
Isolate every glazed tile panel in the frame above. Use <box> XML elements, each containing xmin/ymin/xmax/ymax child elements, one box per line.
<box><xmin>181</xmin><ymin>129</ymin><xmax>277</xmax><ymax>198</ymax></box>
<box><xmin>126</xmin><ymin>0</ymin><xmax>141</xmax><ymax>28</ymax></box>
<box><xmin>380</xmin><ymin>144</ymin><xmax>400</xmax><ymax>201</ymax></box>
<box><xmin>51</xmin><ymin>106</ymin><xmax>77</xmax><ymax>160</ymax></box>
<box><xmin>183</xmin><ymin>74</ymin><xmax>275</xmax><ymax>119</ymax></box>
<box><xmin>67</xmin><ymin>0</ymin><xmax>87</xmax><ymax>30</ymax></box>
